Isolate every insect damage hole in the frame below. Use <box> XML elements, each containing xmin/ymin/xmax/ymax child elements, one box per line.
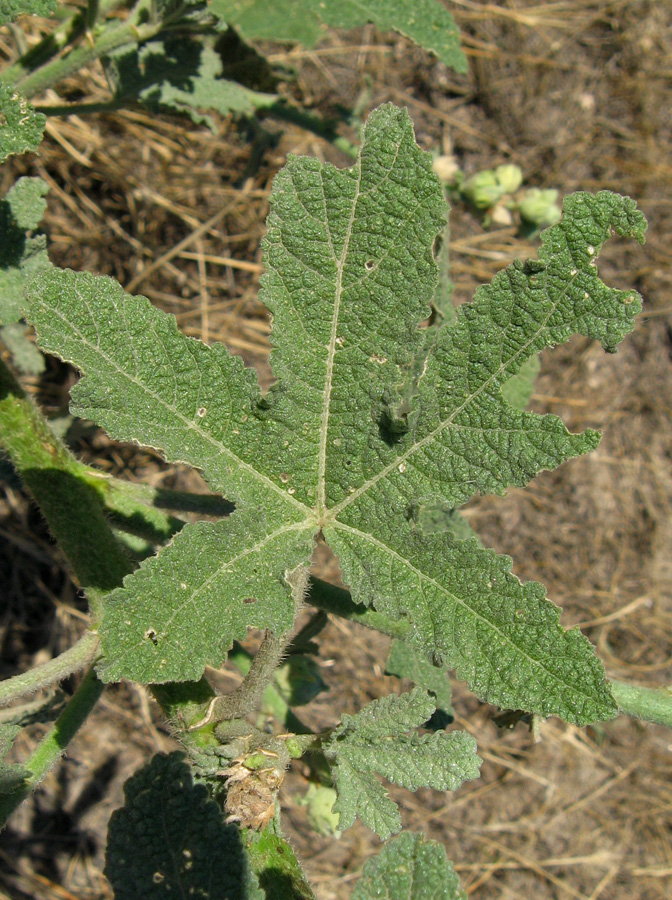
<box><xmin>144</xmin><ymin>627</ymin><xmax>159</xmax><ymax>645</ymax></box>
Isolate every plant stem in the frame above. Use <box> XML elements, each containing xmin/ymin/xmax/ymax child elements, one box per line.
<box><xmin>13</xmin><ymin>7</ymin><xmax>161</xmax><ymax>100</ymax></box>
<box><xmin>245</xmin><ymin>819</ymin><xmax>318</xmax><ymax>900</ymax></box>
<box><xmin>0</xmin><ymin>355</ymin><xmax>133</xmax><ymax>620</ymax></box>
<box><xmin>610</xmin><ymin>680</ymin><xmax>672</xmax><ymax>728</ymax></box>
<box><xmin>0</xmin><ymin>633</ymin><xmax>100</xmax><ymax>707</ymax></box>
<box><xmin>1</xmin><ymin>0</ymin><xmax>128</xmax><ymax>87</ymax></box>
<box><xmin>211</xmin><ymin>629</ymin><xmax>295</xmax><ymax>722</ymax></box>
<box><xmin>203</xmin><ymin>566</ymin><xmax>310</xmax><ymax>725</ymax></box>
<box><xmin>0</xmin><ymin>667</ymin><xmax>104</xmax><ymax>828</ymax></box>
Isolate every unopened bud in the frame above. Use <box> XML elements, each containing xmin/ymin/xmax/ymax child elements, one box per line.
<box><xmin>461</xmin><ymin>170</ymin><xmax>505</xmax><ymax>209</ymax></box>
<box><xmin>495</xmin><ymin>164</ymin><xmax>523</xmax><ymax>194</ymax></box>
<box><xmin>518</xmin><ymin>188</ymin><xmax>562</xmax><ymax>227</ymax></box>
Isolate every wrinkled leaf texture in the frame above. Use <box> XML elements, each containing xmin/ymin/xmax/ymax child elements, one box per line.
<box><xmin>26</xmin><ymin>104</ymin><xmax>646</xmax><ymax>725</ymax></box>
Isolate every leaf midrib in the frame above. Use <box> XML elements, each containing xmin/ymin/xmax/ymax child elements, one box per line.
<box><xmin>316</xmin><ymin>155</ymin><xmax>363</xmax><ymax>520</ymax></box>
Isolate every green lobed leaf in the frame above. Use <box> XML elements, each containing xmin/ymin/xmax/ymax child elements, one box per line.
<box><xmin>0</xmin><ymin>0</ymin><xmax>56</xmax><ymax>25</ymax></box>
<box><xmin>105</xmin><ymin>752</ymin><xmax>264</xmax><ymax>900</ymax></box>
<box><xmin>104</xmin><ymin>38</ymin><xmax>276</xmax><ymax>131</ymax></box>
<box><xmin>0</xmin><ymin>85</ymin><xmax>46</xmax><ymax>162</ymax></box>
<box><xmin>26</xmin><ymin>106</ymin><xmax>644</xmax><ymax>724</ymax></box>
<box><xmin>323</xmin><ymin>688</ymin><xmax>481</xmax><ymax>838</ymax></box>
<box><xmin>0</xmin><ymin>724</ymin><xmax>31</xmax><ymax>795</ymax></box>
<box><xmin>210</xmin><ymin>0</ymin><xmax>466</xmax><ymax>72</ymax></box>
<box><xmin>352</xmin><ymin>831</ymin><xmax>466</xmax><ymax>900</ymax></box>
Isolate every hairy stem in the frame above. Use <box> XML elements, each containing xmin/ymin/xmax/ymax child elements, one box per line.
<box><xmin>0</xmin><ymin>667</ymin><xmax>104</xmax><ymax>828</ymax></box>
<box><xmin>0</xmin><ymin>354</ymin><xmax>133</xmax><ymax>620</ymax></box>
<box><xmin>12</xmin><ymin>1</ymin><xmax>164</xmax><ymax>100</ymax></box>
<box><xmin>1</xmin><ymin>0</ymin><xmax>129</xmax><ymax>87</ymax></box>
<box><xmin>0</xmin><ymin>633</ymin><xmax>100</xmax><ymax>707</ymax></box>
<box><xmin>610</xmin><ymin>680</ymin><xmax>672</xmax><ymax>728</ymax></box>
<box><xmin>211</xmin><ymin>628</ymin><xmax>296</xmax><ymax>722</ymax></box>
<box><xmin>245</xmin><ymin>819</ymin><xmax>318</xmax><ymax>900</ymax></box>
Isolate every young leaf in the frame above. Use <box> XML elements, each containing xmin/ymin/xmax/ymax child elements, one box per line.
<box><xmin>105</xmin><ymin>752</ymin><xmax>264</xmax><ymax>900</ymax></box>
<box><xmin>0</xmin><ymin>0</ymin><xmax>56</xmax><ymax>25</ymax></box>
<box><xmin>26</xmin><ymin>105</ymin><xmax>644</xmax><ymax>726</ymax></box>
<box><xmin>352</xmin><ymin>831</ymin><xmax>466</xmax><ymax>900</ymax></box>
<box><xmin>211</xmin><ymin>0</ymin><xmax>466</xmax><ymax>72</ymax></box>
<box><xmin>0</xmin><ymin>85</ymin><xmax>46</xmax><ymax>162</ymax></box>
<box><xmin>385</xmin><ymin>638</ymin><xmax>453</xmax><ymax>724</ymax></box>
<box><xmin>323</xmin><ymin>688</ymin><xmax>481</xmax><ymax>838</ymax></box>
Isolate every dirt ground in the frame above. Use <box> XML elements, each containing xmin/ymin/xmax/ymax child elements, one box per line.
<box><xmin>1</xmin><ymin>1</ymin><xmax>672</xmax><ymax>898</ymax></box>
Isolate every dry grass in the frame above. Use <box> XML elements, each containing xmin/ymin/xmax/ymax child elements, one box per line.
<box><xmin>1</xmin><ymin>1</ymin><xmax>672</xmax><ymax>898</ymax></box>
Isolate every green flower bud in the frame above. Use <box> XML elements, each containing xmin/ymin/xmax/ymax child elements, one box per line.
<box><xmin>495</xmin><ymin>164</ymin><xmax>523</xmax><ymax>194</ymax></box>
<box><xmin>460</xmin><ymin>170</ymin><xmax>505</xmax><ymax>209</ymax></box>
<box><xmin>518</xmin><ymin>188</ymin><xmax>562</xmax><ymax>227</ymax></box>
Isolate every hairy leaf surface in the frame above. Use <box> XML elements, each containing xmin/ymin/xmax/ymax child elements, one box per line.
<box><xmin>0</xmin><ymin>85</ymin><xmax>45</xmax><ymax>162</ymax></box>
<box><xmin>27</xmin><ymin>105</ymin><xmax>644</xmax><ymax>724</ymax></box>
<box><xmin>211</xmin><ymin>0</ymin><xmax>466</xmax><ymax>71</ymax></box>
<box><xmin>0</xmin><ymin>0</ymin><xmax>56</xmax><ymax>25</ymax></box>
<box><xmin>352</xmin><ymin>831</ymin><xmax>466</xmax><ymax>900</ymax></box>
<box><xmin>324</xmin><ymin>688</ymin><xmax>481</xmax><ymax>838</ymax></box>
<box><xmin>105</xmin><ymin>752</ymin><xmax>263</xmax><ymax>899</ymax></box>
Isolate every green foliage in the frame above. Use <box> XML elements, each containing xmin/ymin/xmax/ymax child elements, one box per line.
<box><xmin>211</xmin><ymin>0</ymin><xmax>466</xmax><ymax>72</ymax></box>
<box><xmin>0</xmin><ymin>725</ymin><xmax>30</xmax><ymax>794</ymax></box>
<box><xmin>273</xmin><ymin>655</ymin><xmax>327</xmax><ymax>706</ymax></box>
<box><xmin>385</xmin><ymin>638</ymin><xmax>453</xmax><ymax>725</ymax></box>
<box><xmin>105</xmin><ymin>752</ymin><xmax>264</xmax><ymax>900</ymax></box>
<box><xmin>323</xmin><ymin>688</ymin><xmax>481</xmax><ymax>839</ymax></box>
<box><xmin>104</xmin><ymin>38</ymin><xmax>276</xmax><ymax>130</ymax></box>
<box><xmin>0</xmin><ymin>176</ymin><xmax>50</xmax><ymax>373</ymax></box>
<box><xmin>0</xmin><ymin>0</ymin><xmax>56</xmax><ymax>25</ymax></box>
<box><xmin>0</xmin><ymin>85</ymin><xmax>46</xmax><ymax>162</ymax></box>
<box><xmin>25</xmin><ymin>106</ymin><xmax>646</xmax><ymax>730</ymax></box>
<box><xmin>352</xmin><ymin>832</ymin><xmax>466</xmax><ymax>900</ymax></box>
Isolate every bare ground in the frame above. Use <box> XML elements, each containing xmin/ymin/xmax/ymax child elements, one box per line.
<box><xmin>1</xmin><ymin>2</ymin><xmax>672</xmax><ymax>898</ymax></box>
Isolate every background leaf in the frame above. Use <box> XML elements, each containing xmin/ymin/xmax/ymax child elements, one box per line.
<box><xmin>0</xmin><ymin>0</ymin><xmax>56</xmax><ymax>26</ymax></box>
<box><xmin>210</xmin><ymin>0</ymin><xmax>466</xmax><ymax>72</ymax></box>
<box><xmin>352</xmin><ymin>831</ymin><xmax>466</xmax><ymax>900</ymax></box>
<box><xmin>0</xmin><ymin>86</ymin><xmax>46</xmax><ymax>162</ymax></box>
<box><xmin>0</xmin><ymin>724</ymin><xmax>31</xmax><ymax>796</ymax></box>
<box><xmin>104</xmin><ymin>39</ymin><xmax>276</xmax><ymax>130</ymax></box>
<box><xmin>385</xmin><ymin>638</ymin><xmax>453</xmax><ymax>726</ymax></box>
<box><xmin>105</xmin><ymin>752</ymin><xmax>264</xmax><ymax>900</ymax></box>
